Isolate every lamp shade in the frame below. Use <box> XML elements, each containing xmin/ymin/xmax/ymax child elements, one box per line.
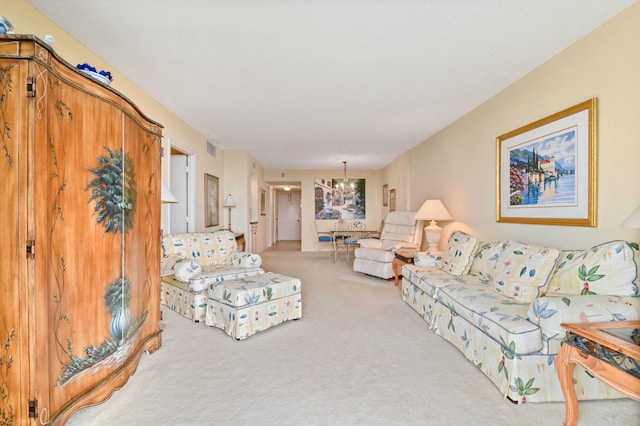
<box><xmin>161</xmin><ymin>183</ymin><xmax>178</xmax><ymax>204</ymax></box>
<box><xmin>622</xmin><ymin>203</ymin><xmax>640</xmax><ymax>228</ymax></box>
<box><xmin>223</xmin><ymin>194</ymin><xmax>236</xmax><ymax>208</ymax></box>
<box><xmin>416</xmin><ymin>199</ymin><xmax>453</xmax><ymax>221</ymax></box>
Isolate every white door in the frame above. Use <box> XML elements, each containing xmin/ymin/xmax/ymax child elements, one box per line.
<box><xmin>277</xmin><ymin>191</ymin><xmax>301</xmax><ymax>240</ymax></box>
<box><xmin>170</xmin><ymin>154</ymin><xmax>189</xmax><ymax>233</ymax></box>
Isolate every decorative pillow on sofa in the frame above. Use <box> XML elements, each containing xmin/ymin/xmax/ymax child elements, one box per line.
<box><xmin>228</xmin><ymin>252</ymin><xmax>263</xmax><ymax>268</ymax></box>
<box><xmin>546</xmin><ymin>240</ymin><xmax>639</xmax><ymax>296</ymax></box>
<box><xmin>469</xmin><ymin>241</ymin><xmax>505</xmax><ymax>281</ymax></box>
<box><xmin>173</xmin><ymin>259</ymin><xmax>202</xmax><ymax>282</ymax></box>
<box><xmin>439</xmin><ymin>231</ymin><xmax>479</xmax><ymax>276</ymax></box>
<box><xmin>491</xmin><ymin>241</ymin><xmax>561</xmax><ymax>303</ymax></box>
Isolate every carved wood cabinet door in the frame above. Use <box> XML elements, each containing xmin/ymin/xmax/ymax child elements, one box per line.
<box><xmin>0</xmin><ymin>35</ymin><xmax>162</xmax><ymax>425</ymax></box>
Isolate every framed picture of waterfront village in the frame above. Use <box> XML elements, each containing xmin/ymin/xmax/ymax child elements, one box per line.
<box><xmin>496</xmin><ymin>98</ymin><xmax>598</xmax><ymax>227</ymax></box>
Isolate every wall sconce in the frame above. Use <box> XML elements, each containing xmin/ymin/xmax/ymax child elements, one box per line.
<box><xmin>224</xmin><ymin>194</ymin><xmax>236</xmax><ymax>232</ymax></box>
<box><xmin>283</xmin><ymin>185</ymin><xmax>291</xmax><ymax>191</ymax></box>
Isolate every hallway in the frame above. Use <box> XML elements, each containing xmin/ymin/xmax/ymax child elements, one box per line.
<box><xmin>268</xmin><ymin>240</ymin><xmax>301</xmax><ymax>252</ymax></box>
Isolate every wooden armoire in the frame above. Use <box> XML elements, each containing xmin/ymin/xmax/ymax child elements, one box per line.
<box><xmin>0</xmin><ymin>35</ymin><xmax>163</xmax><ymax>425</ymax></box>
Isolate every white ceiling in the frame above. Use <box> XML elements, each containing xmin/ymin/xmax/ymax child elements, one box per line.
<box><xmin>27</xmin><ymin>0</ymin><xmax>636</xmax><ymax>171</ymax></box>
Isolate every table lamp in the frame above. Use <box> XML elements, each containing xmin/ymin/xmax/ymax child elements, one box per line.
<box><xmin>224</xmin><ymin>194</ymin><xmax>236</xmax><ymax>232</ymax></box>
<box><xmin>416</xmin><ymin>199</ymin><xmax>453</xmax><ymax>251</ymax></box>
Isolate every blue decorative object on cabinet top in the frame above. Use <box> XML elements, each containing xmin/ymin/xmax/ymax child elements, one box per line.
<box><xmin>76</xmin><ymin>63</ymin><xmax>113</xmax><ymax>85</ymax></box>
<box><xmin>0</xmin><ymin>15</ymin><xmax>14</xmax><ymax>34</ymax></box>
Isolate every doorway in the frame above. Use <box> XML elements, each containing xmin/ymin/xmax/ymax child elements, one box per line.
<box><xmin>169</xmin><ymin>147</ymin><xmax>193</xmax><ymax>233</ymax></box>
<box><xmin>276</xmin><ymin>189</ymin><xmax>301</xmax><ymax>243</ymax></box>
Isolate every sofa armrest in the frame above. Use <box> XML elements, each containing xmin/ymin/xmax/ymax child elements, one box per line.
<box><xmin>528</xmin><ymin>295</ymin><xmax>640</xmax><ymax>346</ymax></box>
<box><xmin>358</xmin><ymin>239</ymin><xmax>383</xmax><ymax>249</ymax></box>
<box><xmin>161</xmin><ymin>254</ymin><xmax>185</xmax><ymax>276</ymax></box>
<box><xmin>228</xmin><ymin>252</ymin><xmax>263</xmax><ymax>268</ymax></box>
<box><xmin>414</xmin><ymin>252</ymin><xmax>443</xmax><ymax>268</ymax></box>
<box><xmin>173</xmin><ymin>258</ymin><xmax>203</xmax><ymax>282</ymax></box>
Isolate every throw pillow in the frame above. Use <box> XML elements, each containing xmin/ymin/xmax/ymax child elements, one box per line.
<box><xmin>546</xmin><ymin>240</ymin><xmax>639</xmax><ymax>296</ymax></box>
<box><xmin>439</xmin><ymin>231</ymin><xmax>479</xmax><ymax>276</ymax></box>
<box><xmin>469</xmin><ymin>241</ymin><xmax>505</xmax><ymax>281</ymax></box>
<box><xmin>491</xmin><ymin>241</ymin><xmax>561</xmax><ymax>303</ymax></box>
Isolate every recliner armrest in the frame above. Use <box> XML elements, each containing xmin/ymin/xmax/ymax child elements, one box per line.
<box><xmin>358</xmin><ymin>239</ymin><xmax>383</xmax><ymax>249</ymax></box>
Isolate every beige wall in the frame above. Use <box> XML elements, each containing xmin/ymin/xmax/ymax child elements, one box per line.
<box><xmin>401</xmin><ymin>3</ymin><xmax>640</xmax><ymax>250</ymax></box>
<box><xmin>13</xmin><ymin>0</ymin><xmax>640</xmax><ymax>252</ymax></box>
<box><xmin>7</xmin><ymin>0</ymin><xmax>225</xmax><ymax>234</ymax></box>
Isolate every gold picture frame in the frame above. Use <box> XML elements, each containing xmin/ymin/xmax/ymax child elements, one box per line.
<box><xmin>382</xmin><ymin>184</ymin><xmax>389</xmax><ymax>206</ymax></box>
<box><xmin>204</xmin><ymin>173</ymin><xmax>219</xmax><ymax>227</ymax></box>
<box><xmin>260</xmin><ymin>189</ymin><xmax>267</xmax><ymax>215</ymax></box>
<box><xmin>389</xmin><ymin>188</ymin><xmax>396</xmax><ymax>212</ymax></box>
<box><xmin>496</xmin><ymin>98</ymin><xmax>598</xmax><ymax>226</ymax></box>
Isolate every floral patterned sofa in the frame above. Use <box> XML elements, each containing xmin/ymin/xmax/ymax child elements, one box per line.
<box><xmin>161</xmin><ymin>231</ymin><xmax>264</xmax><ymax>322</ymax></box>
<box><xmin>401</xmin><ymin>231</ymin><xmax>640</xmax><ymax>403</ymax></box>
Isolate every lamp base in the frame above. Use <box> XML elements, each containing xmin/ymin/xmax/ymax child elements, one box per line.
<box><xmin>227</xmin><ymin>207</ymin><xmax>232</xmax><ymax>233</ymax></box>
<box><xmin>424</xmin><ymin>220</ymin><xmax>442</xmax><ymax>251</ymax></box>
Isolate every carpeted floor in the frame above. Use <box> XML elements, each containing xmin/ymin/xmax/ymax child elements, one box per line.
<box><xmin>67</xmin><ymin>245</ymin><xmax>639</xmax><ymax>425</ymax></box>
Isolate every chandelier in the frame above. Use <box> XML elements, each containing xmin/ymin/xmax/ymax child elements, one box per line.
<box><xmin>336</xmin><ymin>161</ymin><xmax>355</xmax><ymax>196</ymax></box>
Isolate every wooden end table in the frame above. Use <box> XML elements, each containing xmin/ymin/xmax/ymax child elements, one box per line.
<box><xmin>392</xmin><ymin>249</ymin><xmax>416</xmax><ymax>286</ymax></box>
<box><xmin>555</xmin><ymin>320</ymin><xmax>640</xmax><ymax>426</ymax></box>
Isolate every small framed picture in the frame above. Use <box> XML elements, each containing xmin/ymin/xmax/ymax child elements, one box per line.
<box><xmin>382</xmin><ymin>184</ymin><xmax>389</xmax><ymax>206</ymax></box>
<box><xmin>260</xmin><ymin>189</ymin><xmax>267</xmax><ymax>215</ymax></box>
<box><xmin>389</xmin><ymin>188</ymin><xmax>396</xmax><ymax>212</ymax></box>
<box><xmin>204</xmin><ymin>173</ymin><xmax>219</xmax><ymax>227</ymax></box>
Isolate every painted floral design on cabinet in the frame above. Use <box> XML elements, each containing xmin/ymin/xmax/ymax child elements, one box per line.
<box><xmin>48</xmin><ymin>98</ymin><xmax>150</xmax><ymax>386</ymax></box>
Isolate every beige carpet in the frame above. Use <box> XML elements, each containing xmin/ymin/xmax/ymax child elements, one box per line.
<box><xmin>68</xmin><ymin>247</ymin><xmax>639</xmax><ymax>425</ymax></box>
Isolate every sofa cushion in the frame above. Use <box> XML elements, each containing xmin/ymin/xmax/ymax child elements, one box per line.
<box><xmin>437</xmin><ymin>281</ymin><xmax>543</xmax><ymax>354</ymax></box>
<box><xmin>491</xmin><ymin>241</ymin><xmax>561</xmax><ymax>303</ymax></box>
<box><xmin>207</xmin><ymin>272</ymin><xmax>301</xmax><ymax>308</ymax></box>
<box><xmin>163</xmin><ymin>231</ymin><xmax>237</xmax><ymax>266</ymax></box>
<box><xmin>402</xmin><ymin>265</ymin><xmax>465</xmax><ymax>301</ymax></box>
<box><xmin>188</xmin><ymin>266</ymin><xmax>265</xmax><ymax>292</ymax></box>
<box><xmin>439</xmin><ymin>231</ymin><xmax>479</xmax><ymax>276</ymax></box>
<box><xmin>546</xmin><ymin>240</ymin><xmax>639</xmax><ymax>296</ymax></box>
<box><xmin>469</xmin><ymin>241</ymin><xmax>505</xmax><ymax>281</ymax></box>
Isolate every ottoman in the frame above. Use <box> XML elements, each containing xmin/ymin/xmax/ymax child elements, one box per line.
<box><xmin>205</xmin><ymin>272</ymin><xmax>302</xmax><ymax>340</ymax></box>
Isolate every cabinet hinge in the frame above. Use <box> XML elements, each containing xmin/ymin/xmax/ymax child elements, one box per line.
<box><xmin>26</xmin><ymin>77</ymin><xmax>36</xmax><ymax>98</ymax></box>
<box><xmin>160</xmin><ymin>146</ymin><xmax>165</xmax><ymax>158</ymax></box>
<box><xmin>28</xmin><ymin>399</ymin><xmax>37</xmax><ymax>418</ymax></box>
<box><xmin>26</xmin><ymin>240</ymin><xmax>35</xmax><ymax>259</ymax></box>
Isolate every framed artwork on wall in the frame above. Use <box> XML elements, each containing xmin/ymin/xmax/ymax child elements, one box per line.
<box><xmin>205</xmin><ymin>173</ymin><xmax>219</xmax><ymax>227</ymax></box>
<box><xmin>389</xmin><ymin>188</ymin><xmax>396</xmax><ymax>212</ymax></box>
<box><xmin>496</xmin><ymin>98</ymin><xmax>598</xmax><ymax>226</ymax></box>
<box><xmin>382</xmin><ymin>184</ymin><xmax>389</xmax><ymax>206</ymax></box>
<box><xmin>260</xmin><ymin>189</ymin><xmax>267</xmax><ymax>215</ymax></box>
<box><xmin>313</xmin><ymin>178</ymin><xmax>366</xmax><ymax>220</ymax></box>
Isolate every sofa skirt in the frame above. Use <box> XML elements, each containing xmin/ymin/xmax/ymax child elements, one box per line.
<box><xmin>161</xmin><ymin>276</ymin><xmax>207</xmax><ymax>322</ymax></box>
<box><xmin>401</xmin><ymin>277</ymin><xmax>625</xmax><ymax>403</ymax></box>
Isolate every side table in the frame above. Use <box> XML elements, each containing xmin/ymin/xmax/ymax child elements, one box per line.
<box><xmin>234</xmin><ymin>232</ymin><xmax>246</xmax><ymax>251</ymax></box>
<box><xmin>556</xmin><ymin>320</ymin><xmax>640</xmax><ymax>426</ymax></box>
<box><xmin>393</xmin><ymin>249</ymin><xmax>416</xmax><ymax>286</ymax></box>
